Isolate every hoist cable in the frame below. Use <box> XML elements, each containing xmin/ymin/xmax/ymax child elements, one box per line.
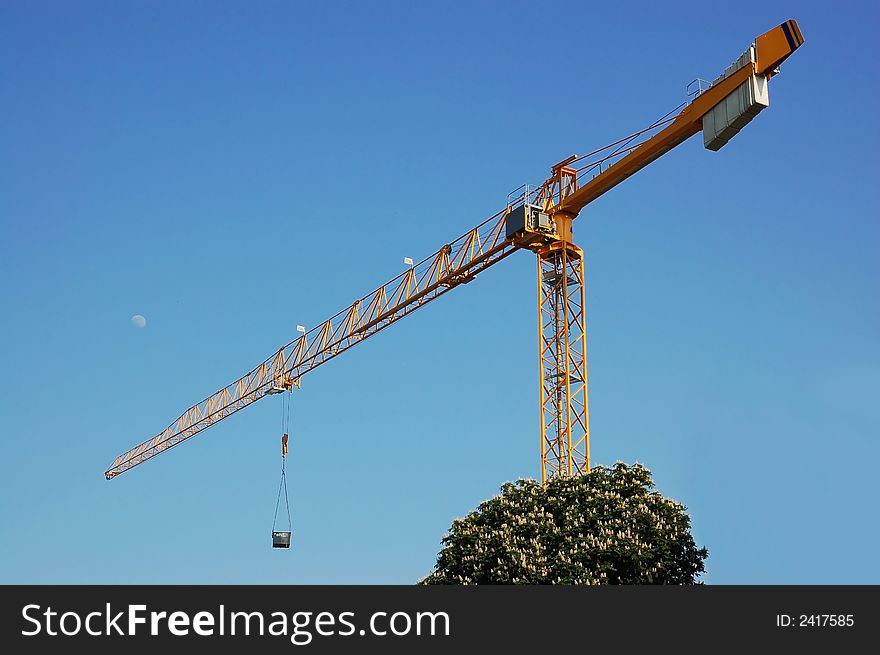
<box><xmin>273</xmin><ymin>455</ymin><xmax>292</xmax><ymax>531</ymax></box>
<box><xmin>272</xmin><ymin>391</ymin><xmax>293</xmax><ymax>532</ymax></box>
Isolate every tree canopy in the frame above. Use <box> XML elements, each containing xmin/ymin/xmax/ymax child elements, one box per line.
<box><xmin>420</xmin><ymin>463</ymin><xmax>707</xmax><ymax>584</ymax></box>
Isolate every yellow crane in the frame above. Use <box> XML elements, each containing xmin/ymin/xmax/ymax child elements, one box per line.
<box><xmin>105</xmin><ymin>20</ymin><xmax>804</xmax><ymax>485</ymax></box>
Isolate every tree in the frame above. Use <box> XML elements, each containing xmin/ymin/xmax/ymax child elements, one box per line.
<box><xmin>419</xmin><ymin>463</ymin><xmax>707</xmax><ymax>584</ymax></box>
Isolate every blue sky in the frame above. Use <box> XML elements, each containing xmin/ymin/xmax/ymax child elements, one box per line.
<box><xmin>1</xmin><ymin>1</ymin><xmax>877</xmax><ymax>584</ymax></box>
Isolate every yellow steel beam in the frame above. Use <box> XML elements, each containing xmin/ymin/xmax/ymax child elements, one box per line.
<box><xmin>552</xmin><ymin>20</ymin><xmax>804</xmax><ymax>220</ymax></box>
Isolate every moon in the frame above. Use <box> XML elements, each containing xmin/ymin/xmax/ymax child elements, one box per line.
<box><xmin>131</xmin><ymin>314</ymin><xmax>147</xmax><ymax>328</ymax></box>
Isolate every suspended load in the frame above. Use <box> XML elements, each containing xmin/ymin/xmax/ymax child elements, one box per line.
<box><xmin>272</xmin><ymin>432</ymin><xmax>292</xmax><ymax>548</ymax></box>
<box><xmin>272</xmin><ymin>530</ymin><xmax>291</xmax><ymax>549</ymax></box>
<box><xmin>272</xmin><ymin>392</ymin><xmax>293</xmax><ymax>549</ymax></box>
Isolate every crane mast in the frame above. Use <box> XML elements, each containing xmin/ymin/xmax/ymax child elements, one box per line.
<box><xmin>105</xmin><ymin>20</ymin><xmax>803</xmax><ymax>483</ymax></box>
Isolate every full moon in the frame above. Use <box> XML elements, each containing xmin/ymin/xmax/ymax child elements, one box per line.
<box><xmin>131</xmin><ymin>314</ymin><xmax>147</xmax><ymax>328</ymax></box>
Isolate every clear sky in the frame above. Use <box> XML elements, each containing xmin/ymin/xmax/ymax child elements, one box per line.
<box><xmin>1</xmin><ymin>1</ymin><xmax>877</xmax><ymax>584</ymax></box>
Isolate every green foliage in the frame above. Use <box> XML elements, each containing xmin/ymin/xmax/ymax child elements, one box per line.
<box><xmin>419</xmin><ymin>463</ymin><xmax>708</xmax><ymax>585</ymax></box>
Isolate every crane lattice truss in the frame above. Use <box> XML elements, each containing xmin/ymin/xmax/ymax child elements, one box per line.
<box><xmin>105</xmin><ymin>210</ymin><xmax>516</xmax><ymax>477</ymax></box>
<box><xmin>105</xmin><ymin>21</ymin><xmax>803</xmax><ymax>482</ymax></box>
<box><xmin>538</xmin><ymin>242</ymin><xmax>590</xmax><ymax>483</ymax></box>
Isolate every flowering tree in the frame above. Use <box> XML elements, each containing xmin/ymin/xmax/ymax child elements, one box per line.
<box><xmin>419</xmin><ymin>463</ymin><xmax>708</xmax><ymax>584</ymax></box>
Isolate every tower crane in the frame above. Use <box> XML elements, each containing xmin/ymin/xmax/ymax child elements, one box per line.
<box><xmin>105</xmin><ymin>20</ymin><xmax>804</xmax><ymax>485</ymax></box>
